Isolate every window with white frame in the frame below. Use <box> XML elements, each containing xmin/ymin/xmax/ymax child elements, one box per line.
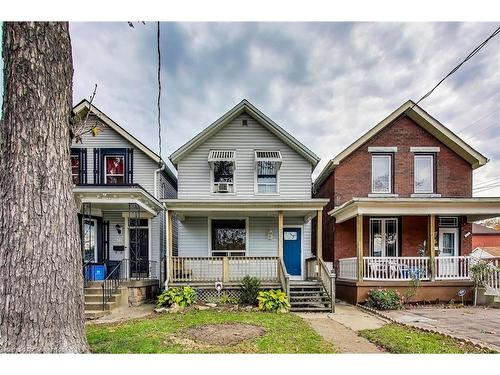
<box><xmin>209</xmin><ymin>150</ymin><xmax>235</xmax><ymax>193</ymax></box>
<box><xmin>371</xmin><ymin>154</ymin><xmax>392</xmax><ymax>193</ymax></box>
<box><xmin>370</xmin><ymin>218</ymin><xmax>398</xmax><ymax>257</ymax></box>
<box><xmin>414</xmin><ymin>154</ymin><xmax>434</xmax><ymax>193</ymax></box>
<box><xmin>211</xmin><ymin>219</ymin><xmax>246</xmax><ymax>257</ymax></box>
<box><xmin>104</xmin><ymin>155</ymin><xmax>125</xmax><ymax>184</ymax></box>
<box><xmin>255</xmin><ymin>151</ymin><xmax>282</xmax><ymax>194</ymax></box>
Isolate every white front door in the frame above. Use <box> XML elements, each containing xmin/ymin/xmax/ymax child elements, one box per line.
<box><xmin>438</xmin><ymin>228</ymin><xmax>459</xmax><ymax>277</ymax></box>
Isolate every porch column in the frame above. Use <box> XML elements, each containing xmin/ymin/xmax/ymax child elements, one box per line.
<box><xmin>316</xmin><ymin>209</ymin><xmax>323</xmax><ymax>260</ymax></box>
<box><xmin>167</xmin><ymin>210</ymin><xmax>174</xmax><ymax>282</ymax></box>
<box><xmin>278</xmin><ymin>210</ymin><xmax>284</xmax><ymax>258</ymax></box>
<box><xmin>356</xmin><ymin>214</ymin><xmax>364</xmax><ymax>282</ymax></box>
<box><xmin>428</xmin><ymin>214</ymin><xmax>436</xmax><ymax>281</ymax></box>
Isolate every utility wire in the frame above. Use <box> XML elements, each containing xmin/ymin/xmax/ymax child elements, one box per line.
<box><xmin>157</xmin><ymin>21</ymin><xmax>163</xmax><ymax>167</ymax></box>
<box><xmin>410</xmin><ymin>25</ymin><xmax>500</xmax><ymax>109</ymax></box>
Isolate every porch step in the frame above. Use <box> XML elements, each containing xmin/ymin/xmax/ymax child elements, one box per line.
<box><xmin>84</xmin><ymin>284</ymin><xmax>125</xmax><ymax>319</ymax></box>
<box><xmin>289</xmin><ymin>280</ymin><xmax>332</xmax><ymax>312</ymax></box>
<box><xmin>484</xmin><ymin>293</ymin><xmax>500</xmax><ymax>308</ymax></box>
<box><xmin>84</xmin><ymin>293</ymin><xmax>120</xmax><ymax>303</ymax></box>
<box><xmin>84</xmin><ymin>301</ymin><xmax>117</xmax><ymax>311</ymax></box>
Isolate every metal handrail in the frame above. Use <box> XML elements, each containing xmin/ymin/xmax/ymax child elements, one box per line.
<box><xmin>82</xmin><ymin>260</ymin><xmax>93</xmax><ymax>289</ymax></box>
<box><xmin>101</xmin><ymin>260</ymin><xmax>124</xmax><ymax>310</ymax></box>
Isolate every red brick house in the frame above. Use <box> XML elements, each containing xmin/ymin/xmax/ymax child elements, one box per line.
<box><xmin>471</xmin><ymin>223</ymin><xmax>500</xmax><ymax>249</ymax></box>
<box><xmin>313</xmin><ymin>100</ymin><xmax>500</xmax><ymax>304</ymax></box>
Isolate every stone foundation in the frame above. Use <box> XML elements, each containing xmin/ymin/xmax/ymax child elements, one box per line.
<box><xmin>124</xmin><ymin>280</ymin><xmax>160</xmax><ymax>306</ymax></box>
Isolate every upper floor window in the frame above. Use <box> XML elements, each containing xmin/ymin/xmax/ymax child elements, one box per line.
<box><xmin>255</xmin><ymin>151</ymin><xmax>282</xmax><ymax>194</ymax></box>
<box><xmin>209</xmin><ymin>150</ymin><xmax>235</xmax><ymax>193</ymax></box>
<box><xmin>414</xmin><ymin>154</ymin><xmax>434</xmax><ymax>193</ymax></box>
<box><xmin>371</xmin><ymin>154</ymin><xmax>392</xmax><ymax>193</ymax></box>
<box><xmin>70</xmin><ymin>148</ymin><xmax>87</xmax><ymax>185</ymax></box>
<box><xmin>104</xmin><ymin>155</ymin><xmax>125</xmax><ymax>184</ymax></box>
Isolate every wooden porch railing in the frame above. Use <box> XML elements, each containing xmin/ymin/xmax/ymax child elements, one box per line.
<box><xmin>278</xmin><ymin>258</ymin><xmax>290</xmax><ymax>297</ymax></box>
<box><xmin>435</xmin><ymin>256</ymin><xmax>471</xmax><ymax>280</ymax></box>
<box><xmin>364</xmin><ymin>257</ymin><xmax>430</xmax><ymax>281</ymax></box>
<box><xmin>169</xmin><ymin>256</ymin><xmax>280</xmax><ymax>283</ymax></box>
<box><xmin>337</xmin><ymin>257</ymin><xmax>357</xmax><ymax>280</ymax></box>
<box><xmin>318</xmin><ymin>258</ymin><xmax>335</xmax><ymax>312</ymax></box>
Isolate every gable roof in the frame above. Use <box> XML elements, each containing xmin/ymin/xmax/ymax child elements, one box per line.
<box><xmin>73</xmin><ymin>99</ymin><xmax>177</xmax><ymax>183</ymax></box>
<box><xmin>169</xmin><ymin>99</ymin><xmax>320</xmax><ymax>167</ymax></box>
<box><xmin>313</xmin><ymin>100</ymin><xmax>489</xmax><ymax>189</ymax></box>
<box><xmin>473</xmin><ymin>223</ymin><xmax>500</xmax><ymax>234</ymax></box>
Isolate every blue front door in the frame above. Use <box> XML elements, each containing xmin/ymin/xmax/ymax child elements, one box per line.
<box><xmin>283</xmin><ymin>228</ymin><xmax>301</xmax><ymax>276</ymax></box>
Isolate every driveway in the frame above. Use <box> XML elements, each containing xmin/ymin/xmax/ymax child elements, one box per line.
<box><xmin>382</xmin><ymin>307</ymin><xmax>500</xmax><ymax>351</ymax></box>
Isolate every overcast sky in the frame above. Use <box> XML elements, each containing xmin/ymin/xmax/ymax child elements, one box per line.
<box><xmin>3</xmin><ymin>22</ymin><xmax>500</xmax><ymax>195</ymax></box>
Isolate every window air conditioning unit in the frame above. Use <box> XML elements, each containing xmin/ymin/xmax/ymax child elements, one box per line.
<box><xmin>217</xmin><ymin>183</ymin><xmax>229</xmax><ymax>193</ymax></box>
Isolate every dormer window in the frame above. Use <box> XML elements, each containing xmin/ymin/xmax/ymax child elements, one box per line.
<box><xmin>255</xmin><ymin>151</ymin><xmax>282</xmax><ymax>194</ymax></box>
<box><xmin>209</xmin><ymin>150</ymin><xmax>235</xmax><ymax>193</ymax></box>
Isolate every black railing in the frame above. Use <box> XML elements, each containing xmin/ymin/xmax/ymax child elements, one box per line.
<box><xmin>101</xmin><ymin>260</ymin><xmax>125</xmax><ymax>310</ymax></box>
<box><xmin>125</xmin><ymin>259</ymin><xmax>158</xmax><ymax>280</ymax></box>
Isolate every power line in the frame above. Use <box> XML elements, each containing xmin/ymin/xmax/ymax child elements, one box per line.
<box><xmin>474</xmin><ymin>176</ymin><xmax>500</xmax><ymax>187</ymax></box>
<box><xmin>410</xmin><ymin>25</ymin><xmax>500</xmax><ymax>109</ymax></box>
<box><xmin>157</xmin><ymin>21</ymin><xmax>162</xmax><ymax>167</ymax></box>
<box><xmin>455</xmin><ymin>106</ymin><xmax>500</xmax><ymax>134</ymax></box>
<box><xmin>474</xmin><ymin>183</ymin><xmax>500</xmax><ymax>192</ymax></box>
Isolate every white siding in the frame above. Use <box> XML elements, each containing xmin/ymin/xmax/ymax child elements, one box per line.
<box><xmin>177</xmin><ymin>114</ymin><xmax>312</xmax><ymax>200</ymax></box>
<box><xmin>177</xmin><ymin>216</ymin><xmax>311</xmax><ymax>259</ymax></box>
<box><xmin>73</xmin><ymin>114</ymin><xmax>160</xmax><ymax>195</ymax></box>
<box><xmin>105</xmin><ymin>211</ymin><xmax>126</xmax><ymax>261</ymax></box>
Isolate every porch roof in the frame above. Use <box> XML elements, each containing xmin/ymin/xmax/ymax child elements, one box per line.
<box><xmin>74</xmin><ymin>184</ymin><xmax>163</xmax><ymax>216</ymax></box>
<box><xmin>162</xmin><ymin>198</ymin><xmax>329</xmax><ymax>219</ymax></box>
<box><xmin>328</xmin><ymin>197</ymin><xmax>500</xmax><ymax>223</ymax></box>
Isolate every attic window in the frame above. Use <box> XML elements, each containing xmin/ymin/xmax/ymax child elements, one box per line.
<box><xmin>241</xmin><ymin>119</ymin><xmax>248</xmax><ymax>126</ymax></box>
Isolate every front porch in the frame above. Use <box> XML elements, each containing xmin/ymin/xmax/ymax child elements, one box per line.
<box><xmin>330</xmin><ymin>197</ymin><xmax>500</xmax><ymax>304</ymax></box>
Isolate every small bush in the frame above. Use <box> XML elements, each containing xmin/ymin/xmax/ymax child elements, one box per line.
<box><xmin>240</xmin><ymin>276</ymin><xmax>261</xmax><ymax>305</ymax></box>
<box><xmin>365</xmin><ymin>288</ymin><xmax>403</xmax><ymax>310</ymax></box>
<box><xmin>219</xmin><ymin>292</ymin><xmax>240</xmax><ymax>305</ymax></box>
<box><xmin>257</xmin><ymin>289</ymin><xmax>291</xmax><ymax>313</ymax></box>
<box><xmin>157</xmin><ymin>286</ymin><xmax>196</xmax><ymax>308</ymax></box>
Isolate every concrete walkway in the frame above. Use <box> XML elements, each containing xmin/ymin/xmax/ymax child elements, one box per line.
<box><xmin>296</xmin><ymin>304</ymin><xmax>388</xmax><ymax>353</ymax></box>
<box><xmin>383</xmin><ymin>306</ymin><xmax>500</xmax><ymax>352</ymax></box>
<box><xmin>86</xmin><ymin>303</ymin><xmax>156</xmax><ymax>325</ymax></box>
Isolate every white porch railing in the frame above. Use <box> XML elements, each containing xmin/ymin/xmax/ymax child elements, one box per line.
<box><xmin>364</xmin><ymin>257</ymin><xmax>430</xmax><ymax>281</ymax></box>
<box><xmin>435</xmin><ymin>256</ymin><xmax>471</xmax><ymax>280</ymax></box>
<box><xmin>337</xmin><ymin>257</ymin><xmax>357</xmax><ymax>280</ymax></box>
<box><xmin>482</xmin><ymin>258</ymin><xmax>500</xmax><ymax>293</ymax></box>
<box><xmin>170</xmin><ymin>256</ymin><xmax>279</xmax><ymax>283</ymax></box>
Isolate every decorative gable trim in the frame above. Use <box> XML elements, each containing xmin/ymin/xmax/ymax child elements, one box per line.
<box><xmin>169</xmin><ymin>99</ymin><xmax>320</xmax><ymax>167</ymax></box>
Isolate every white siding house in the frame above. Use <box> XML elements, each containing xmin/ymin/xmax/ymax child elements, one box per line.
<box><xmin>72</xmin><ymin>100</ymin><xmax>177</xmax><ymax>284</ymax></box>
<box><xmin>165</xmin><ymin>100</ymin><xmax>328</xmax><ymax>286</ymax></box>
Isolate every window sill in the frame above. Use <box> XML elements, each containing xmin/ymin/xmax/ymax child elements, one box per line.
<box><xmin>411</xmin><ymin>193</ymin><xmax>441</xmax><ymax>198</ymax></box>
<box><xmin>368</xmin><ymin>193</ymin><xmax>399</xmax><ymax>198</ymax></box>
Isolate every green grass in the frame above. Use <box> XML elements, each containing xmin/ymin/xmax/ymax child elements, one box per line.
<box><xmin>86</xmin><ymin>309</ymin><xmax>335</xmax><ymax>354</ymax></box>
<box><xmin>359</xmin><ymin>324</ymin><xmax>495</xmax><ymax>354</ymax></box>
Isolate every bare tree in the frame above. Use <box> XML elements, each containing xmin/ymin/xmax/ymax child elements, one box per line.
<box><xmin>0</xmin><ymin>22</ymin><xmax>88</xmax><ymax>353</ymax></box>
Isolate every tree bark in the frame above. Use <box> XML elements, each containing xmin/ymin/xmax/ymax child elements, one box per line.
<box><xmin>0</xmin><ymin>22</ymin><xmax>88</xmax><ymax>353</ymax></box>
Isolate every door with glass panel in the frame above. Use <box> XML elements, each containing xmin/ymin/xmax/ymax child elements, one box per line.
<box><xmin>368</xmin><ymin>218</ymin><xmax>398</xmax><ymax>279</ymax></box>
<box><xmin>438</xmin><ymin>228</ymin><xmax>459</xmax><ymax>277</ymax></box>
<box><xmin>82</xmin><ymin>218</ymin><xmax>98</xmax><ymax>263</ymax></box>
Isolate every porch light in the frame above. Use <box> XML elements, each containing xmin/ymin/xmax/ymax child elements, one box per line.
<box><xmin>115</xmin><ymin>224</ymin><xmax>122</xmax><ymax>234</ymax></box>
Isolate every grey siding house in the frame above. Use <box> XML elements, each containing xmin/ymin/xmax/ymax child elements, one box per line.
<box><xmin>164</xmin><ymin>100</ymin><xmax>332</xmax><ymax>310</ymax></box>
<box><xmin>72</xmin><ymin>100</ymin><xmax>177</xmax><ymax>286</ymax></box>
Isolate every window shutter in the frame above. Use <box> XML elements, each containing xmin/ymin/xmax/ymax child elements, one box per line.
<box><xmin>93</xmin><ymin>148</ymin><xmax>100</xmax><ymax>184</ymax></box>
<box><xmin>81</xmin><ymin>149</ymin><xmax>88</xmax><ymax>184</ymax></box>
<box><xmin>127</xmin><ymin>148</ymin><xmax>134</xmax><ymax>184</ymax></box>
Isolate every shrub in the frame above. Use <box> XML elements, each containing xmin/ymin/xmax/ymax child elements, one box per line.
<box><xmin>257</xmin><ymin>289</ymin><xmax>291</xmax><ymax>313</ymax></box>
<box><xmin>366</xmin><ymin>288</ymin><xmax>403</xmax><ymax>310</ymax></box>
<box><xmin>157</xmin><ymin>286</ymin><xmax>196</xmax><ymax>308</ymax></box>
<box><xmin>219</xmin><ymin>292</ymin><xmax>240</xmax><ymax>305</ymax></box>
<box><xmin>240</xmin><ymin>276</ymin><xmax>261</xmax><ymax>305</ymax></box>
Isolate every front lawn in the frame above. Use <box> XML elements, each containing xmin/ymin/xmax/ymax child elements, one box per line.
<box><xmin>86</xmin><ymin>309</ymin><xmax>335</xmax><ymax>354</ymax></box>
<box><xmin>359</xmin><ymin>324</ymin><xmax>495</xmax><ymax>354</ymax></box>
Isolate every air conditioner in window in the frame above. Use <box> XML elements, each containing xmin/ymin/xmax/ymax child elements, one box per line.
<box><xmin>216</xmin><ymin>182</ymin><xmax>229</xmax><ymax>193</ymax></box>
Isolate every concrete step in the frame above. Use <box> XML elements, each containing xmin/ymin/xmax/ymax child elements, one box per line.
<box><xmin>85</xmin><ymin>310</ymin><xmax>110</xmax><ymax>320</ymax></box>
<box><xmin>85</xmin><ymin>301</ymin><xmax>117</xmax><ymax>311</ymax></box>
<box><xmin>86</xmin><ymin>281</ymin><xmax>105</xmax><ymax>288</ymax></box>
<box><xmin>85</xmin><ymin>294</ymin><xmax>120</xmax><ymax>303</ymax></box>
<box><xmin>84</xmin><ymin>287</ymin><xmax>104</xmax><ymax>295</ymax></box>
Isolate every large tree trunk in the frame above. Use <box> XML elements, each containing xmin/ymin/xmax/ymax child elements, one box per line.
<box><xmin>0</xmin><ymin>22</ymin><xmax>88</xmax><ymax>353</ymax></box>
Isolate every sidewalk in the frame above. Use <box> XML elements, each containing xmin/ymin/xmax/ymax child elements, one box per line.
<box><xmin>296</xmin><ymin>303</ymin><xmax>388</xmax><ymax>353</ymax></box>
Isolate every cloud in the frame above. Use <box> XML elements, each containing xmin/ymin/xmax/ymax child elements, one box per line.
<box><xmin>69</xmin><ymin>22</ymin><xmax>500</xmax><ymax>195</ymax></box>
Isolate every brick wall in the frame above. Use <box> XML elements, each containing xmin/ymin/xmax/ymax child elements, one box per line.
<box><xmin>333</xmin><ymin>115</ymin><xmax>472</xmax><ymax>206</ymax></box>
<box><xmin>471</xmin><ymin>234</ymin><xmax>500</xmax><ymax>249</ymax></box>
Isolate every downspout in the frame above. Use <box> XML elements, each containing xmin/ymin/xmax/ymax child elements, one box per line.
<box><xmin>153</xmin><ymin>161</ymin><xmax>166</xmax><ymax>199</ymax></box>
